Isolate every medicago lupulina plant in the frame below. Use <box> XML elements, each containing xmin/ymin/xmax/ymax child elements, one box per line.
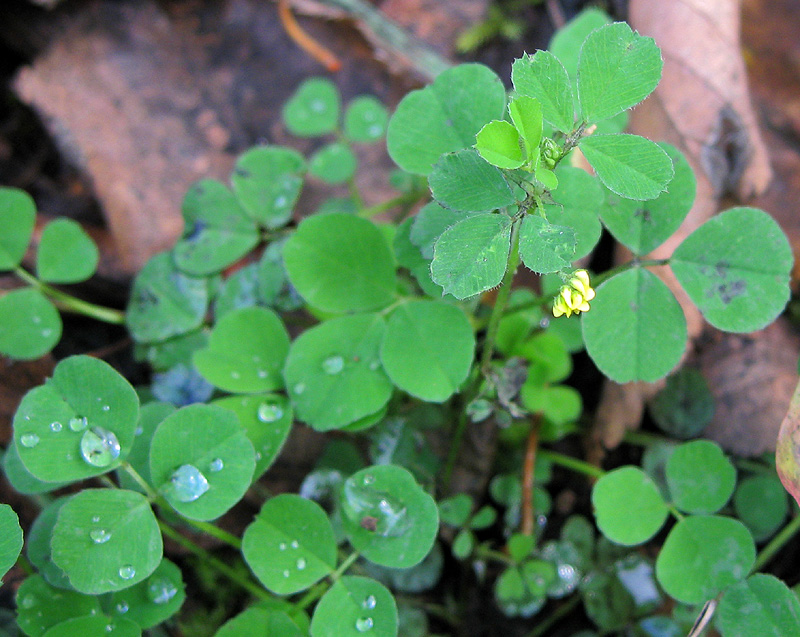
<box><xmin>0</xmin><ymin>11</ymin><xmax>798</xmax><ymax>637</ymax></box>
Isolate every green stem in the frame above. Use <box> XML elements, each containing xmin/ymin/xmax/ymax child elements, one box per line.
<box><xmin>331</xmin><ymin>550</ymin><xmax>360</xmax><ymax>580</ymax></box>
<box><xmin>358</xmin><ymin>190</ymin><xmax>428</xmax><ymax>219</ymax></box>
<box><xmin>158</xmin><ymin>521</ymin><xmax>271</xmax><ymax>602</ymax></box>
<box><xmin>295</xmin><ymin>551</ymin><xmax>361</xmax><ymax>610</ymax></box>
<box><xmin>753</xmin><ymin>513</ymin><xmax>800</xmax><ymax>572</ymax></box>
<box><xmin>473</xmin><ymin>545</ymin><xmax>514</xmax><ymax>565</ymax></box>
<box><xmin>14</xmin><ymin>267</ymin><xmax>126</xmax><ymax>324</ymax></box>
<box><xmin>479</xmin><ymin>218</ymin><xmax>521</xmax><ymax>375</ymax></box>
<box><xmin>537</xmin><ymin>449</ymin><xmax>605</xmax><ymax>479</ymax></box>
<box><xmin>590</xmin><ymin>258</ymin><xmax>670</xmax><ymax>288</ymax></box>
<box><xmin>526</xmin><ymin>593</ymin><xmax>582</xmax><ymax>637</ymax></box>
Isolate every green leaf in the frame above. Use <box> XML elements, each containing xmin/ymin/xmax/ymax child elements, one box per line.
<box><xmin>550</xmin><ymin>8</ymin><xmax>611</xmax><ymax>78</ymax></box>
<box><xmin>116</xmin><ymin>402</ymin><xmax>175</xmax><ymax>494</ymax></box>
<box><xmin>126</xmin><ymin>252</ymin><xmax>210</xmax><ymax>343</ymax></box>
<box><xmin>340</xmin><ymin>465</ymin><xmax>439</xmax><ymax>569</ymax></box>
<box><xmin>230</xmin><ymin>146</ymin><xmax>306</xmax><ymax>229</ymax></box>
<box><xmin>50</xmin><ymin>489</ymin><xmax>162</xmax><ymax>594</ymax></box>
<box><xmin>0</xmin><ymin>186</ymin><xmax>36</xmax><ymax>270</ymax></box>
<box><xmin>410</xmin><ymin>202</ymin><xmax>476</xmax><ymax>261</ymax></box>
<box><xmin>387</xmin><ymin>63</ymin><xmax>506</xmax><ymax>175</ymax></box>
<box><xmin>431</xmin><ymin>213</ymin><xmax>511</xmax><ymax>299</ymax></box>
<box><xmin>309</xmin><ymin>142</ymin><xmax>358</xmax><ymax>184</ymax></box>
<box><xmin>149</xmin><ymin>404</ymin><xmax>255</xmax><ymax>521</ymax></box>
<box><xmin>580</xmin><ymin>134</ymin><xmax>674</xmax><ymax>201</ymax></box>
<box><xmin>592</xmin><ymin>466</ymin><xmax>668</xmax><ymax>546</ymax></box>
<box><xmin>310</xmin><ymin>576</ymin><xmax>398</xmax><ymax>637</ymax></box>
<box><xmin>665</xmin><ymin>440</ymin><xmax>736</xmax><ymax>514</ymax></box>
<box><xmin>218</xmin><ymin>608</ymin><xmax>305</xmax><ymax>637</ymax></box>
<box><xmin>511</xmin><ymin>51</ymin><xmax>574</xmax><ymax>133</ymax></box>
<box><xmin>345</xmin><ymin>96</ymin><xmax>389</xmax><ymax>142</ymax></box>
<box><xmin>520</xmin><ymin>384</ymin><xmax>581</xmax><ymax>426</ymax></box>
<box><xmin>582</xmin><ymin>268</ymin><xmax>687</xmax><ymax>382</ymax></box>
<box><xmin>599</xmin><ymin>143</ymin><xmax>695</xmax><ymax>255</ymax></box>
<box><xmin>0</xmin><ymin>504</ymin><xmax>22</xmax><ymax>584</ymax></box>
<box><xmin>36</xmin><ymin>219</ymin><xmax>99</xmax><ymax>283</ymax></box>
<box><xmin>193</xmin><ymin>307</ymin><xmax>289</xmax><ymax>393</ymax></box>
<box><xmin>717</xmin><ymin>574</ymin><xmax>800</xmax><ymax>636</ymax></box>
<box><xmin>543</xmin><ymin>166</ymin><xmax>604</xmax><ymax>260</ymax></box>
<box><xmin>733</xmin><ymin>475</ymin><xmax>789</xmax><ymax>542</ymax></box>
<box><xmin>0</xmin><ymin>288</ymin><xmax>61</xmax><ymax>360</ymax></box>
<box><xmin>2</xmin><ymin>442</ymin><xmax>69</xmax><ymax>495</ymax></box>
<box><xmin>655</xmin><ymin>515</ymin><xmax>755</xmax><ymax>604</ymax></box>
<box><xmin>380</xmin><ymin>300</ymin><xmax>475</xmax><ymax>402</ymax></box>
<box><xmin>475</xmin><ymin>120</ymin><xmax>524</xmax><ymax>169</ymax></box>
<box><xmin>438</xmin><ymin>494</ymin><xmax>472</xmax><ymax>527</ymax></box>
<box><xmin>284</xmin><ymin>313</ymin><xmax>393</xmax><ymax>431</ymax></box>
<box><xmin>243</xmin><ymin>494</ymin><xmax>337</xmax><ymax>595</ymax></box>
<box><xmin>173</xmin><ymin>179</ymin><xmax>259</xmax><ymax>276</ymax></box>
<box><xmin>429</xmin><ymin>149</ymin><xmax>516</xmax><ymax>212</ymax></box>
<box><xmin>283</xmin><ymin>78</ymin><xmax>340</xmax><ymax>137</ymax></box>
<box><xmin>108</xmin><ymin>558</ymin><xmax>185</xmax><ymax>629</ymax></box>
<box><xmin>15</xmin><ymin>575</ymin><xmax>102</xmax><ymax>637</ymax></box>
<box><xmin>648</xmin><ymin>368</ymin><xmax>714</xmax><ymax>439</ymax></box>
<box><xmin>670</xmin><ymin>207</ymin><xmax>793</xmax><ymax>332</ymax></box>
<box><xmin>42</xmin><ymin>616</ymin><xmax>141</xmax><ymax>636</ymax></box>
<box><xmin>13</xmin><ymin>355</ymin><xmax>139</xmax><ymax>483</ymax></box>
<box><xmin>361</xmin><ymin>543</ymin><xmax>443</xmax><ymax>594</ymax></box>
<box><xmin>518</xmin><ymin>215</ymin><xmax>576</xmax><ymax>273</ymax></box>
<box><xmin>452</xmin><ymin>529</ymin><xmax>474</xmax><ymax>559</ymax></box>
<box><xmin>212</xmin><ymin>394</ymin><xmax>293</xmax><ymax>478</ymax></box>
<box><xmin>577</xmin><ymin>22</ymin><xmax>662</xmax><ymax>123</ymax></box>
<box><xmin>508</xmin><ymin>96</ymin><xmax>543</xmax><ymax>162</ymax></box>
<box><xmin>26</xmin><ymin>498</ymin><xmax>72</xmax><ymax>589</ymax></box>
<box><xmin>284</xmin><ymin>213</ymin><xmax>396</xmax><ymax>313</ymax></box>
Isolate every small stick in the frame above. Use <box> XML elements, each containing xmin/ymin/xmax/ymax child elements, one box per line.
<box><xmin>278</xmin><ymin>0</ymin><xmax>342</xmax><ymax>72</ymax></box>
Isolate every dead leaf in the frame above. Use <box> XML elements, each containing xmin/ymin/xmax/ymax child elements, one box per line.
<box><xmin>776</xmin><ymin>377</ymin><xmax>800</xmax><ymax>507</ymax></box>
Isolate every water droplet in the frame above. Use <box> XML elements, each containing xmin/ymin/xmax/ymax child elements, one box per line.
<box><xmin>116</xmin><ymin>602</ymin><xmax>128</xmax><ymax>614</ymax></box>
<box><xmin>41</xmin><ymin>329</ymin><xmax>52</xmax><ymax>338</ymax></box>
<box><xmin>167</xmin><ymin>464</ymin><xmax>210</xmax><ymax>502</ymax></box>
<box><xmin>92</xmin><ymin>516</ymin><xmax>100</xmax><ymax>523</ymax></box>
<box><xmin>69</xmin><ymin>416</ymin><xmax>88</xmax><ymax>432</ymax></box>
<box><xmin>32</xmin><ymin>316</ymin><xmax>41</xmax><ymax>324</ymax></box>
<box><xmin>310</xmin><ymin>99</ymin><xmax>325</xmax><ymax>113</ymax></box>
<box><xmin>105</xmin><ymin>624</ymin><xmax>114</xmax><ymax>632</ymax></box>
<box><xmin>296</xmin><ymin>558</ymin><xmax>306</xmax><ymax>570</ymax></box>
<box><xmin>363</xmin><ymin>595</ymin><xmax>376</xmax><ymax>610</ymax></box>
<box><xmin>119</xmin><ymin>565</ymin><xmax>136</xmax><ymax>580</ymax></box>
<box><xmin>209</xmin><ymin>458</ymin><xmax>224</xmax><ymax>472</ymax></box>
<box><xmin>356</xmin><ymin>617</ymin><xmax>374</xmax><ymax>632</ymax></box>
<box><xmin>20</xmin><ymin>433</ymin><xmax>39</xmax><ymax>448</ymax></box>
<box><xmin>283</xmin><ymin>570</ymin><xmax>290</xmax><ymax>578</ymax></box>
<box><xmin>102</xmin><ymin>405</ymin><xmax>110</xmax><ymax>412</ymax></box>
<box><xmin>279</xmin><ymin>542</ymin><xmax>287</xmax><ymax>551</ymax></box>
<box><xmin>257</xmin><ymin>402</ymin><xmax>284</xmax><ymax>423</ymax></box>
<box><xmin>50</xmin><ymin>421</ymin><xmax>62</xmax><ymax>432</ymax></box>
<box><xmin>368</xmin><ymin>124</ymin><xmax>382</xmax><ymax>137</ymax></box>
<box><xmin>368</xmin><ymin>360</ymin><xmax>380</xmax><ymax>371</ymax></box>
<box><xmin>134</xmin><ymin>426</ymin><xmax>143</xmax><ymax>436</ymax></box>
<box><xmin>290</xmin><ymin>540</ymin><xmax>299</xmax><ymax>549</ymax></box>
<box><xmin>80</xmin><ymin>427</ymin><xmax>121</xmax><ymax>467</ymax></box>
<box><xmin>147</xmin><ymin>577</ymin><xmax>178</xmax><ymax>605</ymax></box>
<box><xmin>274</xmin><ymin>195</ymin><xmax>287</xmax><ymax>208</ymax></box>
<box><xmin>231</xmin><ymin>371</ymin><xmax>240</xmax><ymax>379</ymax></box>
<box><xmin>20</xmin><ymin>594</ymin><xmax>36</xmax><ymax>609</ymax></box>
<box><xmin>255</xmin><ymin>451</ymin><xmax>262</xmax><ymax>461</ymax></box>
<box><xmin>322</xmin><ymin>355</ymin><xmax>344</xmax><ymax>375</ymax></box>
<box><xmin>363</xmin><ymin>474</ymin><xmax>374</xmax><ymax>485</ymax></box>
<box><xmin>342</xmin><ymin>478</ymin><xmax>411</xmax><ymax>538</ymax></box>
<box><xmin>293</xmin><ymin>383</ymin><xmax>305</xmax><ymax>395</ymax></box>
<box><xmin>90</xmin><ymin>529</ymin><xmax>112</xmax><ymax>544</ymax></box>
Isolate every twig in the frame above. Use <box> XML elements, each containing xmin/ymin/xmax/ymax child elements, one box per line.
<box><xmin>520</xmin><ymin>413</ymin><xmax>542</xmax><ymax>536</ymax></box>
<box><xmin>278</xmin><ymin>0</ymin><xmax>342</xmax><ymax>72</ymax></box>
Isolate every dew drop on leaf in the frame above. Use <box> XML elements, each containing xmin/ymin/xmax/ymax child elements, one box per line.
<box><xmin>363</xmin><ymin>595</ymin><xmax>377</xmax><ymax>609</ymax></box>
<box><xmin>20</xmin><ymin>433</ymin><xmax>40</xmax><ymax>448</ymax></box>
<box><xmin>293</xmin><ymin>383</ymin><xmax>306</xmax><ymax>395</ymax></box>
<box><xmin>279</xmin><ymin>542</ymin><xmax>287</xmax><ymax>551</ymax></box>
<box><xmin>168</xmin><ymin>464</ymin><xmax>210</xmax><ymax>502</ymax></box>
<box><xmin>283</xmin><ymin>570</ymin><xmax>290</xmax><ymax>577</ymax></box>
<box><xmin>69</xmin><ymin>416</ymin><xmax>89</xmax><ymax>432</ymax></box>
<box><xmin>209</xmin><ymin>458</ymin><xmax>224</xmax><ymax>472</ymax></box>
<box><xmin>20</xmin><ymin>595</ymin><xmax>36</xmax><ymax>609</ymax></box>
<box><xmin>342</xmin><ymin>480</ymin><xmax>411</xmax><ymax>538</ymax></box>
<box><xmin>296</xmin><ymin>558</ymin><xmax>306</xmax><ymax>570</ymax></box>
<box><xmin>80</xmin><ymin>426</ymin><xmax>121</xmax><ymax>467</ymax></box>
<box><xmin>119</xmin><ymin>565</ymin><xmax>136</xmax><ymax>580</ymax></box>
<box><xmin>290</xmin><ymin>540</ymin><xmax>299</xmax><ymax>549</ymax></box>
<box><xmin>257</xmin><ymin>402</ymin><xmax>284</xmax><ymax>423</ymax></box>
<box><xmin>322</xmin><ymin>355</ymin><xmax>345</xmax><ymax>375</ymax></box>
<box><xmin>90</xmin><ymin>529</ymin><xmax>112</xmax><ymax>544</ymax></box>
<box><xmin>147</xmin><ymin>577</ymin><xmax>178</xmax><ymax>605</ymax></box>
<box><xmin>50</xmin><ymin>421</ymin><xmax>63</xmax><ymax>432</ymax></box>
<box><xmin>115</xmin><ymin>602</ymin><xmax>128</xmax><ymax>614</ymax></box>
<box><xmin>356</xmin><ymin>617</ymin><xmax>374</xmax><ymax>632</ymax></box>
<box><xmin>102</xmin><ymin>405</ymin><xmax>110</xmax><ymax>412</ymax></box>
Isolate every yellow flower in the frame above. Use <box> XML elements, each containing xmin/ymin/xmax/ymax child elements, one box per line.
<box><xmin>552</xmin><ymin>269</ymin><xmax>595</xmax><ymax>318</ymax></box>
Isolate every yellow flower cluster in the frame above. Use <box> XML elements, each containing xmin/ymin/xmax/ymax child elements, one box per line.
<box><xmin>552</xmin><ymin>270</ymin><xmax>595</xmax><ymax>318</ymax></box>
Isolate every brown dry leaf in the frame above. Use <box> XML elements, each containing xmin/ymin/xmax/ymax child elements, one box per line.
<box><xmin>593</xmin><ymin>0</ymin><xmax>775</xmax><ymax>449</ymax></box>
<box><xmin>776</xmin><ymin>377</ymin><xmax>800</xmax><ymax>507</ymax></box>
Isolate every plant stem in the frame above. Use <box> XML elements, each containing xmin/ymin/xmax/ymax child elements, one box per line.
<box><xmin>331</xmin><ymin>550</ymin><xmax>360</xmax><ymax>580</ymax></box>
<box><xmin>14</xmin><ymin>267</ymin><xmax>126</xmax><ymax>324</ymax></box>
<box><xmin>358</xmin><ymin>189</ymin><xmax>428</xmax><ymax>219</ymax></box>
<box><xmin>158</xmin><ymin>521</ymin><xmax>272</xmax><ymax>602</ymax></box>
<box><xmin>473</xmin><ymin>545</ymin><xmax>514</xmax><ymax>565</ymax></box>
<box><xmin>295</xmin><ymin>550</ymin><xmax>361</xmax><ymax>610</ymax></box>
<box><xmin>753</xmin><ymin>513</ymin><xmax>800</xmax><ymax>572</ymax></box>
<box><xmin>479</xmin><ymin>218</ymin><xmax>521</xmax><ymax>375</ymax></box>
<box><xmin>521</xmin><ymin>414</ymin><xmax>542</xmax><ymax>536</ymax></box>
<box><xmin>537</xmin><ymin>449</ymin><xmax>605</xmax><ymax>479</ymax></box>
<box><xmin>526</xmin><ymin>593</ymin><xmax>582</xmax><ymax>637</ymax></box>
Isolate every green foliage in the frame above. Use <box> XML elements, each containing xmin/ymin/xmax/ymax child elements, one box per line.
<box><xmin>2</xmin><ymin>13</ymin><xmax>796</xmax><ymax>637</ymax></box>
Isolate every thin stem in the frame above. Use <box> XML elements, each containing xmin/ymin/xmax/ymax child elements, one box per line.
<box><xmin>526</xmin><ymin>594</ymin><xmax>582</xmax><ymax>637</ymax></box>
<box><xmin>158</xmin><ymin>521</ymin><xmax>272</xmax><ymax>602</ymax></box>
<box><xmin>473</xmin><ymin>545</ymin><xmax>514</xmax><ymax>565</ymax></box>
<box><xmin>14</xmin><ymin>267</ymin><xmax>126</xmax><ymax>324</ymax></box>
<box><xmin>331</xmin><ymin>550</ymin><xmax>360</xmax><ymax>580</ymax></box>
<box><xmin>753</xmin><ymin>513</ymin><xmax>800</xmax><ymax>572</ymax></box>
<box><xmin>295</xmin><ymin>551</ymin><xmax>361</xmax><ymax>610</ymax></box>
<box><xmin>121</xmin><ymin>462</ymin><xmax>159</xmax><ymax>500</ymax></box>
<box><xmin>479</xmin><ymin>218</ymin><xmax>521</xmax><ymax>375</ymax></box>
<box><xmin>520</xmin><ymin>414</ymin><xmax>542</xmax><ymax>536</ymax></box>
<box><xmin>537</xmin><ymin>449</ymin><xmax>605</xmax><ymax>479</ymax></box>
<box><xmin>358</xmin><ymin>190</ymin><xmax>428</xmax><ymax>219</ymax></box>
